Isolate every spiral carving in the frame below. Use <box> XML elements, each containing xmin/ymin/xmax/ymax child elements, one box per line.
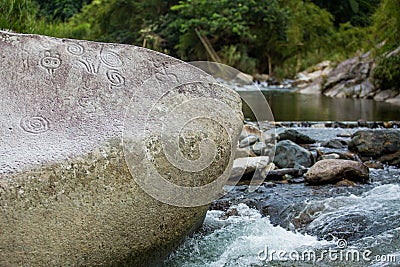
<box><xmin>20</xmin><ymin>116</ymin><xmax>50</xmax><ymax>134</ymax></box>
<box><xmin>106</xmin><ymin>69</ymin><xmax>125</xmax><ymax>87</ymax></box>
<box><xmin>67</xmin><ymin>43</ymin><xmax>85</xmax><ymax>55</ymax></box>
<box><xmin>100</xmin><ymin>50</ymin><xmax>123</xmax><ymax>68</ymax></box>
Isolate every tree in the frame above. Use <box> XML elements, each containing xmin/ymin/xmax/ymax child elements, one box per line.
<box><xmin>169</xmin><ymin>0</ymin><xmax>289</xmax><ymax>74</ymax></box>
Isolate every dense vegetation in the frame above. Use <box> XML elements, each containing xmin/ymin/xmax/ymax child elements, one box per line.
<box><xmin>0</xmin><ymin>0</ymin><xmax>398</xmax><ymax>90</ymax></box>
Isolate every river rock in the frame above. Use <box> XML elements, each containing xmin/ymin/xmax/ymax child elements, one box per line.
<box><xmin>273</xmin><ymin>140</ymin><xmax>313</xmax><ymax>168</ymax></box>
<box><xmin>235</xmin><ymin>147</ymin><xmax>257</xmax><ymax>159</ymax></box>
<box><xmin>349</xmin><ymin>130</ymin><xmax>400</xmax><ymax>166</ymax></box>
<box><xmin>229</xmin><ymin>156</ymin><xmax>273</xmax><ymax>182</ymax></box>
<box><xmin>239</xmin><ymin>135</ymin><xmax>258</xmax><ymax>148</ymax></box>
<box><xmin>373</xmin><ymin>89</ymin><xmax>399</xmax><ymax>101</ymax></box>
<box><xmin>322</xmin><ymin>53</ymin><xmax>377</xmax><ymax>99</ymax></box>
<box><xmin>276</xmin><ymin>129</ymin><xmax>315</xmax><ymax>144</ymax></box>
<box><xmin>321</xmin><ymin>138</ymin><xmax>348</xmax><ymax>149</ymax></box>
<box><xmin>0</xmin><ymin>31</ymin><xmax>244</xmax><ymax>266</ymax></box>
<box><xmin>304</xmin><ymin>159</ymin><xmax>369</xmax><ymax>184</ymax></box>
<box><xmin>239</xmin><ymin>124</ymin><xmax>263</xmax><ymax>142</ymax></box>
<box><xmin>251</xmin><ymin>141</ymin><xmax>267</xmax><ymax>155</ymax></box>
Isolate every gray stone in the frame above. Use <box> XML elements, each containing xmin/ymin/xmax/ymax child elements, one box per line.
<box><xmin>277</xmin><ymin>129</ymin><xmax>315</xmax><ymax>144</ymax></box>
<box><xmin>349</xmin><ymin>130</ymin><xmax>400</xmax><ymax>166</ymax></box>
<box><xmin>251</xmin><ymin>141</ymin><xmax>267</xmax><ymax>155</ymax></box>
<box><xmin>321</xmin><ymin>153</ymin><xmax>340</xmax><ymax>160</ymax></box>
<box><xmin>273</xmin><ymin>140</ymin><xmax>313</xmax><ymax>168</ymax></box>
<box><xmin>239</xmin><ymin>135</ymin><xmax>258</xmax><ymax>148</ymax></box>
<box><xmin>305</xmin><ymin>159</ymin><xmax>369</xmax><ymax>184</ymax></box>
<box><xmin>297</xmin><ymin>77</ymin><xmax>323</xmax><ymax>94</ymax></box>
<box><xmin>235</xmin><ymin>147</ymin><xmax>257</xmax><ymax>159</ymax></box>
<box><xmin>374</xmin><ymin>90</ymin><xmax>399</xmax><ymax>101</ymax></box>
<box><xmin>321</xmin><ymin>138</ymin><xmax>348</xmax><ymax>149</ymax></box>
<box><xmin>229</xmin><ymin>156</ymin><xmax>273</xmax><ymax>182</ymax></box>
<box><xmin>386</xmin><ymin>94</ymin><xmax>400</xmax><ymax>105</ymax></box>
<box><xmin>359</xmin><ymin>79</ymin><xmax>376</xmax><ymax>98</ymax></box>
<box><xmin>0</xmin><ymin>31</ymin><xmax>243</xmax><ymax>266</ymax></box>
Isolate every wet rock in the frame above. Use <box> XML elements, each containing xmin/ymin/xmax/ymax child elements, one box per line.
<box><xmin>321</xmin><ymin>153</ymin><xmax>340</xmax><ymax>160</ymax></box>
<box><xmin>239</xmin><ymin>135</ymin><xmax>258</xmax><ymax>148</ymax></box>
<box><xmin>321</xmin><ymin>138</ymin><xmax>348</xmax><ymax>149</ymax></box>
<box><xmin>349</xmin><ymin>130</ymin><xmax>400</xmax><ymax>166</ymax></box>
<box><xmin>305</xmin><ymin>159</ymin><xmax>369</xmax><ymax>184</ymax></box>
<box><xmin>239</xmin><ymin>124</ymin><xmax>263</xmax><ymax>142</ymax></box>
<box><xmin>363</xmin><ymin>160</ymin><xmax>384</xmax><ymax>169</ymax></box>
<box><xmin>335</xmin><ymin>179</ymin><xmax>357</xmax><ymax>187</ymax></box>
<box><xmin>373</xmin><ymin>89</ymin><xmax>399</xmax><ymax>101</ymax></box>
<box><xmin>251</xmin><ymin>142</ymin><xmax>267</xmax><ymax>155</ymax></box>
<box><xmin>0</xmin><ymin>31</ymin><xmax>244</xmax><ymax>266</ymax></box>
<box><xmin>235</xmin><ymin>147</ymin><xmax>257</xmax><ymax>159</ymax></box>
<box><xmin>274</xmin><ymin>140</ymin><xmax>313</xmax><ymax>168</ymax></box>
<box><xmin>317</xmin><ymin>147</ymin><xmax>358</xmax><ymax>161</ymax></box>
<box><xmin>276</xmin><ymin>129</ymin><xmax>315</xmax><ymax>144</ymax></box>
<box><xmin>229</xmin><ymin>156</ymin><xmax>272</xmax><ymax>182</ymax></box>
<box><xmin>266</xmin><ymin>168</ymin><xmax>308</xmax><ymax>180</ymax></box>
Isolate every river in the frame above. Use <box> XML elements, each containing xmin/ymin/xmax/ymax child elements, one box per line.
<box><xmin>163</xmin><ymin>87</ymin><xmax>400</xmax><ymax>267</ymax></box>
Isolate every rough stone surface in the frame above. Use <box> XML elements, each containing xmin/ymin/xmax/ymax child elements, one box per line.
<box><xmin>277</xmin><ymin>129</ymin><xmax>315</xmax><ymax>144</ymax></box>
<box><xmin>273</xmin><ymin>140</ymin><xmax>313</xmax><ymax>168</ymax></box>
<box><xmin>251</xmin><ymin>141</ymin><xmax>267</xmax><ymax>155</ymax></box>
<box><xmin>373</xmin><ymin>89</ymin><xmax>399</xmax><ymax>101</ymax></box>
<box><xmin>305</xmin><ymin>159</ymin><xmax>369</xmax><ymax>184</ymax></box>
<box><xmin>349</xmin><ymin>130</ymin><xmax>400</xmax><ymax>166</ymax></box>
<box><xmin>229</xmin><ymin>156</ymin><xmax>273</xmax><ymax>182</ymax></box>
<box><xmin>0</xmin><ymin>31</ymin><xmax>243</xmax><ymax>266</ymax></box>
<box><xmin>239</xmin><ymin>135</ymin><xmax>258</xmax><ymax>148</ymax></box>
<box><xmin>235</xmin><ymin>147</ymin><xmax>257</xmax><ymax>159</ymax></box>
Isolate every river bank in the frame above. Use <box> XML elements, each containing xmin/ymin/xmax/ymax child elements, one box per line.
<box><xmin>164</xmin><ymin>123</ymin><xmax>400</xmax><ymax>267</ymax></box>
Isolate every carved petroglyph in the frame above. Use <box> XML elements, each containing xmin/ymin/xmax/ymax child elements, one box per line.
<box><xmin>78</xmin><ymin>56</ymin><xmax>100</xmax><ymax>74</ymax></box>
<box><xmin>66</xmin><ymin>43</ymin><xmax>85</xmax><ymax>56</ymax></box>
<box><xmin>40</xmin><ymin>51</ymin><xmax>61</xmax><ymax>74</ymax></box>
<box><xmin>106</xmin><ymin>69</ymin><xmax>125</xmax><ymax>88</ymax></box>
<box><xmin>100</xmin><ymin>49</ymin><xmax>123</xmax><ymax>68</ymax></box>
<box><xmin>20</xmin><ymin>116</ymin><xmax>50</xmax><ymax>134</ymax></box>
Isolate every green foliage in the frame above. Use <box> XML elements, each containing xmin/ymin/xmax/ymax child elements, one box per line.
<box><xmin>0</xmin><ymin>0</ymin><xmax>39</xmax><ymax>32</ymax></box>
<box><xmin>169</xmin><ymin>0</ymin><xmax>290</xmax><ymax>74</ymax></box>
<box><xmin>311</xmin><ymin>0</ymin><xmax>381</xmax><ymax>27</ymax></box>
<box><xmin>372</xmin><ymin>0</ymin><xmax>400</xmax><ymax>91</ymax></box>
<box><xmin>33</xmin><ymin>0</ymin><xmax>91</xmax><ymax>22</ymax></box>
<box><xmin>373</xmin><ymin>53</ymin><xmax>400</xmax><ymax>91</ymax></box>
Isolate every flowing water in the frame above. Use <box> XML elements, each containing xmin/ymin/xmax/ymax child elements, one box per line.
<box><xmin>164</xmin><ymin>168</ymin><xmax>400</xmax><ymax>267</ymax></box>
<box><xmin>164</xmin><ymin>87</ymin><xmax>400</xmax><ymax>267</ymax></box>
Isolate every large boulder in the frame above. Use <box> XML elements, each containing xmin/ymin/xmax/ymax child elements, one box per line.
<box><xmin>273</xmin><ymin>140</ymin><xmax>313</xmax><ymax>168</ymax></box>
<box><xmin>0</xmin><ymin>31</ymin><xmax>243</xmax><ymax>266</ymax></box>
<box><xmin>305</xmin><ymin>159</ymin><xmax>369</xmax><ymax>184</ymax></box>
<box><xmin>349</xmin><ymin>130</ymin><xmax>400</xmax><ymax>166</ymax></box>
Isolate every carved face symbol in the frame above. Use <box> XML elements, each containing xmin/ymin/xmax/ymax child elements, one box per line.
<box><xmin>41</xmin><ymin>56</ymin><xmax>61</xmax><ymax>69</ymax></box>
<box><xmin>40</xmin><ymin>51</ymin><xmax>61</xmax><ymax>73</ymax></box>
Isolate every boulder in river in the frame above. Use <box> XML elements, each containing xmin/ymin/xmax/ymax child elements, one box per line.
<box><xmin>349</xmin><ymin>130</ymin><xmax>400</xmax><ymax>166</ymax></box>
<box><xmin>273</xmin><ymin>140</ymin><xmax>313</xmax><ymax>168</ymax></box>
<box><xmin>305</xmin><ymin>159</ymin><xmax>369</xmax><ymax>185</ymax></box>
<box><xmin>276</xmin><ymin>128</ymin><xmax>315</xmax><ymax>144</ymax></box>
<box><xmin>0</xmin><ymin>31</ymin><xmax>243</xmax><ymax>266</ymax></box>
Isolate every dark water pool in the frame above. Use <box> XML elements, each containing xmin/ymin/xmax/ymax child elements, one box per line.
<box><xmin>238</xmin><ymin>89</ymin><xmax>400</xmax><ymax>121</ymax></box>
